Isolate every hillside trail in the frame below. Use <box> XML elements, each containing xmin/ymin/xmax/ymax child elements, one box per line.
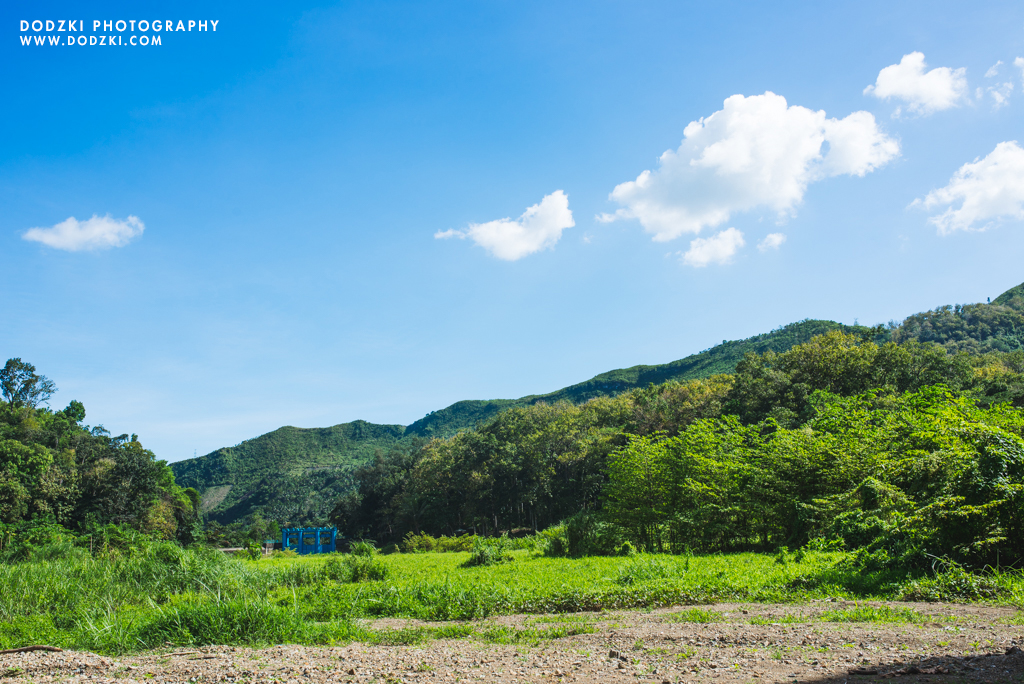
<box><xmin>2</xmin><ymin>602</ymin><xmax>1022</xmax><ymax>683</ymax></box>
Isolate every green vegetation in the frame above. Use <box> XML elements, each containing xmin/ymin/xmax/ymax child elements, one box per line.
<box><xmin>174</xmin><ymin>320</ymin><xmax>858</xmax><ymax>529</ymax></box>
<box><xmin>663</xmin><ymin>608</ymin><xmax>723</xmax><ymax>623</ymax></box>
<box><xmin>171</xmin><ymin>421</ymin><xmax>407</xmax><ymax>530</ymax></box>
<box><xmin>173</xmin><ymin>282</ymin><xmax>1024</xmax><ymax>533</ymax></box>
<box><xmin>1</xmin><ymin>543</ymin><xmax>1021</xmax><ymax>655</ymax></box>
<box><xmin>0</xmin><ymin>359</ymin><xmax>200</xmax><ymax>545</ymax></box>
<box><xmin>4</xmin><ymin>282</ymin><xmax>1024</xmax><ymax>657</ymax></box>
<box><xmin>337</xmin><ymin>325</ymin><xmax>1024</xmax><ymax>573</ymax></box>
<box><xmin>819</xmin><ymin>605</ymin><xmax>923</xmax><ymax>623</ymax></box>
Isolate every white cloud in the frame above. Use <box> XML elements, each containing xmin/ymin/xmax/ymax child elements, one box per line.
<box><xmin>681</xmin><ymin>227</ymin><xmax>745</xmax><ymax>267</ymax></box>
<box><xmin>864</xmin><ymin>52</ymin><xmax>967</xmax><ymax>115</ymax></box>
<box><xmin>599</xmin><ymin>92</ymin><xmax>898</xmax><ymax>241</ymax></box>
<box><xmin>1016</xmin><ymin>57</ymin><xmax>1024</xmax><ymax>86</ymax></box>
<box><xmin>757</xmin><ymin>232</ymin><xmax>787</xmax><ymax>251</ymax></box>
<box><xmin>987</xmin><ymin>81</ymin><xmax>1013</xmax><ymax>109</ymax></box>
<box><xmin>22</xmin><ymin>214</ymin><xmax>145</xmax><ymax>251</ymax></box>
<box><xmin>915</xmin><ymin>141</ymin><xmax>1024</xmax><ymax>233</ymax></box>
<box><xmin>985</xmin><ymin>61</ymin><xmax>1003</xmax><ymax>78</ymax></box>
<box><xmin>434</xmin><ymin>190</ymin><xmax>574</xmax><ymax>261</ymax></box>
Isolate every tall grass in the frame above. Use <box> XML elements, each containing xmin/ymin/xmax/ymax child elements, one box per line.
<box><xmin>1</xmin><ymin>545</ymin><xmax>1021</xmax><ymax>655</ymax></box>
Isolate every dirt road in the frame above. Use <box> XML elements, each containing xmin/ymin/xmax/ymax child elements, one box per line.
<box><xmin>3</xmin><ymin>602</ymin><xmax>1022</xmax><ymax>683</ymax></box>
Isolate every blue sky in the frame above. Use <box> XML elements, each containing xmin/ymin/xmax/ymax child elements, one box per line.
<box><xmin>4</xmin><ymin>0</ymin><xmax>1024</xmax><ymax>463</ymax></box>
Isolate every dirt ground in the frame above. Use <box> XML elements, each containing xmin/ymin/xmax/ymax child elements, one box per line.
<box><xmin>3</xmin><ymin>602</ymin><xmax>1023</xmax><ymax>683</ymax></box>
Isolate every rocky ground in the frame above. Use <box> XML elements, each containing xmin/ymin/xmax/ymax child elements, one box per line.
<box><xmin>3</xmin><ymin>602</ymin><xmax>1023</xmax><ymax>683</ymax></box>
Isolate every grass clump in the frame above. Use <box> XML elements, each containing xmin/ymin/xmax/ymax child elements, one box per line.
<box><xmin>899</xmin><ymin>565</ymin><xmax>1013</xmax><ymax>602</ymax></box>
<box><xmin>748</xmin><ymin>614</ymin><xmax>803</xmax><ymax>624</ymax></box>
<box><xmin>663</xmin><ymin>608</ymin><xmax>722</xmax><ymax>623</ymax></box>
<box><xmin>464</xmin><ymin>537</ymin><xmax>515</xmax><ymax>567</ymax></box>
<box><xmin>820</xmin><ymin>604</ymin><xmax>923</xmax><ymax>623</ymax></box>
<box><xmin>615</xmin><ymin>554</ymin><xmax>684</xmax><ymax>585</ymax></box>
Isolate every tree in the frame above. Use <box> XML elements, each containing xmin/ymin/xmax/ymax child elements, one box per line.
<box><xmin>1</xmin><ymin>358</ymin><xmax>57</xmax><ymax>409</ymax></box>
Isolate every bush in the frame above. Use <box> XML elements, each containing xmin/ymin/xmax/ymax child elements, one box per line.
<box><xmin>348</xmin><ymin>540</ymin><xmax>377</xmax><ymax>557</ymax></box>
<box><xmin>464</xmin><ymin>537</ymin><xmax>514</xmax><ymax>567</ymax></box>
<box><xmin>320</xmin><ymin>553</ymin><xmax>389</xmax><ymax>583</ymax></box>
<box><xmin>346</xmin><ymin>554</ymin><xmax>388</xmax><ymax>582</ymax></box>
<box><xmin>402</xmin><ymin>532</ymin><xmax>477</xmax><ymax>553</ymax></box>
<box><xmin>543</xmin><ymin>514</ymin><xmax>625</xmax><ymax>557</ymax></box>
<box><xmin>402</xmin><ymin>532</ymin><xmax>436</xmax><ymax>553</ymax></box>
<box><xmin>540</xmin><ymin>524</ymin><xmax>568</xmax><ymax>557</ymax></box>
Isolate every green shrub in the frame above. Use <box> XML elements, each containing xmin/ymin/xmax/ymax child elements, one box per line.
<box><xmin>348</xmin><ymin>540</ymin><xmax>377</xmax><ymax>557</ymax></box>
<box><xmin>347</xmin><ymin>555</ymin><xmax>388</xmax><ymax>582</ymax></box>
<box><xmin>464</xmin><ymin>537</ymin><xmax>514</xmax><ymax>567</ymax></box>
<box><xmin>242</xmin><ymin>543</ymin><xmax>263</xmax><ymax>561</ymax></box>
<box><xmin>402</xmin><ymin>532</ymin><xmax>436</xmax><ymax>553</ymax></box>
<box><xmin>402</xmin><ymin>532</ymin><xmax>478</xmax><ymax>553</ymax></box>
<box><xmin>560</xmin><ymin>512</ymin><xmax>626</xmax><ymax>557</ymax></box>
<box><xmin>540</xmin><ymin>524</ymin><xmax>568</xmax><ymax>557</ymax></box>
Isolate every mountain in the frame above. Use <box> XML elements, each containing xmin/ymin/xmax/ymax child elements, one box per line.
<box><xmin>173</xmin><ymin>319</ymin><xmax>855</xmax><ymax>526</ymax></box>
<box><xmin>170</xmin><ymin>280</ymin><xmax>1024</xmax><ymax>528</ymax></box>
<box><xmin>171</xmin><ymin>421</ymin><xmax>405</xmax><ymax>526</ymax></box>
<box><xmin>403</xmin><ymin>319</ymin><xmax>853</xmax><ymax>438</ymax></box>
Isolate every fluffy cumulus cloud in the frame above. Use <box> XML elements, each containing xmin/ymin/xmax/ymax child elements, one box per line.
<box><xmin>757</xmin><ymin>232</ymin><xmax>787</xmax><ymax>251</ymax></box>
<box><xmin>682</xmin><ymin>227</ymin><xmax>745</xmax><ymax>267</ymax></box>
<box><xmin>435</xmin><ymin>190</ymin><xmax>574</xmax><ymax>261</ymax></box>
<box><xmin>915</xmin><ymin>141</ymin><xmax>1024</xmax><ymax>233</ymax></box>
<box><xmin>22</xmin><ymin>214</ymin><xmax>145</xmax><ymax>251</ymax></box>
<box><xmin>599</xmin><ymin>92</ymin><xmax>898</xmax><ymax>241</ymax></box>
<box><xmin>864</xmin><ymin>52</ymin><xmax>967</xmax><ymax>116</ymax></box>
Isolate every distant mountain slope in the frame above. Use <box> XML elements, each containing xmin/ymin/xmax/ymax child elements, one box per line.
<box><xmin>174</xmin><ymin>320</ymin><xmax>852</xmax><ymax>525</ymax></box>
<box><xmin>404</xmin><ymin>319</ymin><xmax>853</xmax><ymax>438</ymax></box>
<box><xmin>172</xmin><ymin>421</ymin><xmax>405</xmax><ymax>526</ymax></box>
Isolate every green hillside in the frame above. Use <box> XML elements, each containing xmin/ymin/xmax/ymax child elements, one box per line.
<box><xmin>404</xmin><ymin>319</ymin><xmax>856</xmax><ymax>438</ymax></box>
<box><xmin>171</xmin><ymin>280</ymin><xmax>1024</xmax><ymax>529</ymax></box>
<box><xmin>174</xmin><ymin>320</ymin><xmax>855</xmax><ymax>526</ymax></box>
<box><xmin>171</xmin><ymin>421</ymin><xmax>405</xmax><ymax>526</ymax></box>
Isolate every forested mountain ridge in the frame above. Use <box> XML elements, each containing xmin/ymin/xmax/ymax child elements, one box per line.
<box><xmin>404</xmin><ymin>319</ymin><xmax>854</xmax><ymax>438</ymax></box>
<box><xmin>170</xmin><ymin>421</ymin><xmax>405</xmax><ymax>527</ymax></box>
<box><xmin>172</xmin><ymin>280</ymin><xmax>1024</xmax><ymax>529</ymax></box>
<box><xmin>172</xmin><ymin>320</ymin><xmax>858</xmax><ymax>526</ymax></box>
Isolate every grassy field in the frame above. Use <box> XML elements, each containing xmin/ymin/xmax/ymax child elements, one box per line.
<box><xmin>1</xmin><ymin>545</ymin><xmax>1021</xmax><ymax>655</ymax></box>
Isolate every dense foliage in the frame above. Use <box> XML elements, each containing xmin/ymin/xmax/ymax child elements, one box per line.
<box><xmin>334</xmin><ymin>327</ymin><xmax>1024</xmax><ymax>569</ymax></box>
<box><xmin>176</xmin><ymin>320</ymin><xmax>859</xmax><ymax>527</ymax></box>
<box><xmin>0</xmin><ymin>359</ymin><xmax>200</xmax><ymax>545</ymax></box>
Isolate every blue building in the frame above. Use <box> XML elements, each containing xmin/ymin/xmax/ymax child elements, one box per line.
<box><xmin>280</xmin><ymin>526</ymin><xmax>337</xmax><ymax>555</ymax></box>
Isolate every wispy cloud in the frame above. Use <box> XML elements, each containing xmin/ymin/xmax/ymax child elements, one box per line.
<box><xmin>757</xmin><ymin>233</ymin><xmax>787</xmax><ymax>251</ymax></box>
<box><xmin>435</xmin><ymin>190</ymin><xmax>574</xmax><ymax>261</ymax></box>
<box><xmin>985</xmin><ymin>61</ymin><xmax>1003</xmax><ymax>78</ymax></box>
<box><xmin>22</xmin><ymin>214</ymin><xmax>145</xmax><ymax>251</ymax></box>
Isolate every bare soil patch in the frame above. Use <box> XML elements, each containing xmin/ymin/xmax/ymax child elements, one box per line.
<box><xmin>3</xmin><ymin>602</ymin><xmax>1022</xmax><ymax>683</ymax></box>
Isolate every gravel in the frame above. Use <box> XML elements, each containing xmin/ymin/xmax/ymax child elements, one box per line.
<box><xmin>3</xmin><ymin>602</ymin><xmax>1022</xmax><ymax>683</ymax></box>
